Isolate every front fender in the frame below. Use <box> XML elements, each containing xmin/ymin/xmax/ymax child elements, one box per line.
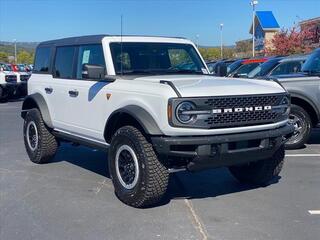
<box><xmin>107</xmin><ymin>105</ymin><xmax>163</xmax><ymax>135</ymax></box>
<box><xmin>21</xmin><ymin>93</ymin><xmax>53</xmax><ymax>128</ymax></box>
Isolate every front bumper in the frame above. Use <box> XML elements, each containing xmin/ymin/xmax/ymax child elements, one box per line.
<box><xmin>151</xmin><ymin>124</ymin><xmax>294</xmax><ymax>171</ymax></box>
<box><xmin>0</xmin><ymin>83</ymin><xmax>18</xmax><ymax>98</ymax></box>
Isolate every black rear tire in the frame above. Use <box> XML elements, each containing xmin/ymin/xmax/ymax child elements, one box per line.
<box><xmin>285</xmin><ymin>104</ymin><xmax>312</xmax><ymax>149</ymax></box>
<box><xmin>23</xmin><ymin>108</ymin><xmax>58</xmax><ymax>164</ymax></box>
<box><xmin>108</xmin><ymin>126</ymin><xmax>169</xmax><ymax>208</ymax></box>
<box><xmin>229</xmin><ymin>146</ymin><xmax>285</xmax><ymax>186</ymax></box>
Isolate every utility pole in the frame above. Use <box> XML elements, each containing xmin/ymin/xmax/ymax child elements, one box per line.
<box><xmin>250</xmin><ymin>0</ymin><xmax>258</xmax><ymax>57</ymax></box>
<box><xmin>196</xmin><ymin>34</ymin><xmax>199</xmax><ymax>48</ymax></box>
<box><xmin>13</xmin><ymin>39</ymin><xmax>17</xmax><ymax>63</ymax></box>
<box><xmin>220</xmin><ymin>23</ymin><xmax>224</xmax><ymax>59</ymax></box>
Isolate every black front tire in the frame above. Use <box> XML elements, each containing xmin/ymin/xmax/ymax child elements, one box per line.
<box><xmin>285</xmin><ymin>104</ymin><xmax>312</xmax><ymax>149</ymax></box>
<box><xmin>23</xmin><ymin>108</ymin><xmax>58</xmax><ymax>164</ymax></box>
<box><xmin>0</xmin><ymin>86</ymin><xmax>8</xmax><ymax>102</ymax></box>
<box><xmin>229</xmin><ymin>146</ymin><xmax>285</xmax><ymax>186</ymax></box>
<box><xmin>108</xmin><ymin>126</ymin><xmax>169</xmax><ymax>208</ymax></box>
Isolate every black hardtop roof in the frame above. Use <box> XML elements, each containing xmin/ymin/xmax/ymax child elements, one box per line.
<box><xmin>38</xmin><ymin>35</ymin><xmax>107</xmax><ymax>47</ymax></box>
<box><xmin>38</xmin><ymin>34</ymin><xmax>187</xmax><ymax>47</ymax></box>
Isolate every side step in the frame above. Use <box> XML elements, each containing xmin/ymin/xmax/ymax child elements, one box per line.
<box><xmin>52</xmin><ymin>130</ymin><xmax>109</xmax><ymax>152</ymax></box>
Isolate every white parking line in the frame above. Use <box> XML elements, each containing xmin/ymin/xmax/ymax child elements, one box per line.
<box><xmin>286</xmin><ymin>154</ymin><xmax>320</xmax><ymax>157</ymax></box>
<box><xmin>308</xmin><ymin>210</ymin><xmax>320</xmax><ymax>215</ymax></box>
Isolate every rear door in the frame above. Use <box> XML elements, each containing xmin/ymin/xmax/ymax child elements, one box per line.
<box><xmin>50</xmin><ymin>45</ymin><xmax>77</xmax><ymax>131</ymax></box>
<box><xmin>52</xmin><ymin>44</ymin><xmax>109</xmax><ymax>141</ymax></box>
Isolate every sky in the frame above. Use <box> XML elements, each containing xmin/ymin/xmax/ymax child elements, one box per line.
<box><xmin>0</xmin><ymin>0</ymin><xmax>319</xmax><ymax>46</ymax></box>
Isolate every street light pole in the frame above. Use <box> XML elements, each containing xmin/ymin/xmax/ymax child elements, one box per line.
<box><xmin>220</xmin><ymin>23</ymin><xmax>224</xmax><ymax>59</ymax></box>
<box><xmin>250</xmin><ymin>0</ymin><xmax>258</xmax><ymax>57</ymax></box>
<box><xmin>196</xmin><ymin>34</ymin><xmax>199</xmax><ymax>48</ymax></box>
<box><xmin>13</xmin><ymin>39</ymin><xmax>17</xmax><ymax>63</ymax></box>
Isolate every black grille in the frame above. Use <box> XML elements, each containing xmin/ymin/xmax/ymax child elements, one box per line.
<box><xmin>5</xmin><ymin>75</ymin><xmax>17</xmax><ymax>83</ymax></box>
<box><xmin>170</xmin><ymin>94</ymin><xmax>288</xmax><ymax>129</ymax></box>
<box><xmin>204</xmin><ymin>95</ymin><xmax>280</xmax><ymax>108</ymax></box>
<box><xmin>20</xmin><ymin>74</ymin><xmax>30</xmax><ymax>81</ymax></box>
<box><xmin>202</xmin><ymin>94</ymin><xmax>285</xmax><ymax>128</ymax></box>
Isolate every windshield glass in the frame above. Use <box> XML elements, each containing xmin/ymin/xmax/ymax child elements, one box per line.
<box><xmin>247</xmin><ymin>59</ymin><xmax>280</xmax><ymax>78</ymax></box>
<box><xmin>0</xmin><ymin>64</ymin><xmax>12</xmax><ymax>71</ymax></box>
<box><xmin>302</xmin><ymin>50</ymin><xmax>320</xmax><ymax>74</ymax></box>
<box><xmin>227</xmin><ymin>60</ymin><xmax>242</xmax><ymax>74</ymax></box>
<box><xmin>110</xmin><ymin>42</ymin><xmax>207</xmax><ymax>75</ymax></box>
<box><xmin>234</xmin><ymin>62</ymin><xmax>260</xmax><ymax>77</ymax></box>
<box><xmin>18</xmin><ymin>64</ymin><xmax>26</xmax><ymax>72</ymax></box>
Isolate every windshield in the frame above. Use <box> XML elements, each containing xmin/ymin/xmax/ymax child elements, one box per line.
<box><xmin>18</xmin><ymin>64</ymin><xmax>26</xmax><ymax>72</ymax></box>
<box><xmin>302</xmin><ymin>50</ymin><xmax>320</xmax><ymax>74</ymax></box>
<box><xmin>247</xmin><ymin>59</ymin><xmax>280</xmax><ymax>78</ymax></box>
<box><xmin>0</xmin><ymin>64</ymin><xmax>12</xmax><ymax>71</ymax></box>
<box><xmin>233</xmin><ymin>62</ymin><xmax>261</xmax><ymax>77</ymax></box>
<box><xmin>227</xmin><ymin>60</ymin><xmax>242</xmax><ymax>74</ymax></box>
<box><xmin>110</xmin><ymin>42</ymin><xmax>207</xmax><ymax>75</ymax></box>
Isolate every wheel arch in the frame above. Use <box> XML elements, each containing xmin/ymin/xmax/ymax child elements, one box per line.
<box><xmin>104</xmin><ymin>105</ymin><xmax>163</xmax><ymax>143</ymax></box>
<box><xmin>290</xmin><ymin>93</ymin><xmax>319</xmax><ymax>127</ymax></box>
<box><xmin>21</xmin><ymin>93</ymin><xmax>53</xmax><ymax>128</ymax></box>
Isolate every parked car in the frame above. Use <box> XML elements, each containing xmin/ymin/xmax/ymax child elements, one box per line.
<box><xmin>7</xmin><ymin>63</ymin><xmax>30</xmax><ymax>96</ymax></box>
<box><xmin>21</xmin><ymin>35</ymin><xmax>293</xmax><ymax>207</ymax></box>
<box><xmin>207</xmin><ymin>59</ymin><xmax>238</xmax><ymax>74</ymax></box>
<box><xmin>248</xmin><ymin>55</ymin><xmax>307</xmax><ymax>79</ymax></box>
<box><xmin>270</xmin><ymin>48</ymin><xmax>320</xmax><ymax>149</ymax></box>
<box><xmin>0</xmin><ymin>63</ymin><xmax>18</xmax><ymax>101</ymax></box>
<box><xmin>228</xmin><ymin>58</ymin><xmax>269</xmax><ymax>78</ymax></box>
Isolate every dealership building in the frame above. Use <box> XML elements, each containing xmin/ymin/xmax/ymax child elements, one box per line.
<box><xmin>250</xmin><ymin>11</ymin><xmax>280</xmax><ymax>53</ymax></box>
<box><xmin>299</xmin><ymin>17</ymin><xmax>320</xmax><ymax>48</ymax></box>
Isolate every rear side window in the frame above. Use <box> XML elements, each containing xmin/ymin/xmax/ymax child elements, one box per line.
<box><xmin>54</xmin><ymin>46</ymin><xmax>76</xmax><ymax>78</ymax></box>
<box><xmin>34</xmin><ymin>47</ymin><xmax>51</xmax><ymax>73</ymax></box>
<box><xmin>270</xmin><ymin>61</ymin><xmax>303</xmax><ymax>76</ymax></box>
<box><xmin>76</xmin><ymin>44</ymin><xmax>105</xmax><ymax>79</ymax></box>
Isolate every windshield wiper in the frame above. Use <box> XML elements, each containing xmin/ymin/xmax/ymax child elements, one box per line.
<box><xmin>117</xmin><ymin>70</ymin><xmax>157</xmax><ymax>75</ymax></box>
<box><xmin>164</xmin><ymin>69</ymin><xmax>204</xmax><ymax>75</ymax></box>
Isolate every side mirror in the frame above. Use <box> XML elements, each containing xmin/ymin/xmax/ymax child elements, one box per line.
<box><xmin>213</xmin><ymin>62</ymin><xmax>227</xmax><ymax>77</ymax></box>
<box><xmin>82</xmin><ymin>64</ymin><xmax>106</xmax><ymax>80</ymax></box>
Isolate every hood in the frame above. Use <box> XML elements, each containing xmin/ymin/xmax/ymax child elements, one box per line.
<box><xmin>134</xmin><ymin>75</ymin><xmax>285</xmax><ymax>97</ymax></box>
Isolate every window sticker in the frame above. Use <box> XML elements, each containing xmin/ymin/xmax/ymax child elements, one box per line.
<box><xmin>82</xmin><ymin>50</ymin><xmax>90</xmax><ymax>64</ymax></box>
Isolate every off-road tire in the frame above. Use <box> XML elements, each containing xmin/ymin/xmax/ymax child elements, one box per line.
<box><xmin>285</xmin><ymin>104</ymin><xmax>312</xmax><ymax>149</ymax></box>
<box><xmin>0</xmin><ymin>86</ymin><xmax>8</xmax><ymax>102</ymax></box>
<box><xmin>108</xmin><ymin>126</ymin><xmax>169</xmax><ymax>208</ymax></box>
<box><xmin>23</xmin><ymin>108</ymin><xmax>58</xmax><ymax>164</ymax></box>
<box><xmin>228</xmin><ymin>145</ymin><xmax>285</xmax><ymax>186</ymax></box>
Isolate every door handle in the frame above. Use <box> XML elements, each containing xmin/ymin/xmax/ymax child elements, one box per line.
<box><xmin>68</xmin><ymin>90</ymin><xmax>79</xmax><ymax>97</ymax></box>
<box><xmin>45</xmin><ymin>87</ymin><xmax>53</xmax><ymax>94</ymax></box>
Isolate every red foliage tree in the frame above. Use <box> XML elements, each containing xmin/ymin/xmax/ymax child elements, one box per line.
<box><xmin>265</xmin><ymin>25</ymin><xmax>315</xmax><ymax>56</ymax></box>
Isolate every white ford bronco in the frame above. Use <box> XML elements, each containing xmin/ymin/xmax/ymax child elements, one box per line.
<box><xmin>22</xmin><ymin>35</ymin><xmax>294</xmax><ymax>207</ymax></box>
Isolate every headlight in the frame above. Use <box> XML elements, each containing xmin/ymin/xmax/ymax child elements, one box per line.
<box><xmin>175</xmin><ymin>101</ymin><xmax>196</xmax><ymax>124</ymax></box>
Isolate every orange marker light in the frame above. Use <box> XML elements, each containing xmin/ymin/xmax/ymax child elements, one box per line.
<box><xmin>167</xmin><ymin>103</ymin><xmax>172</xmax><ymax>121</ymax></box>
<box><xmin>106</xmin><ymin>93</ymin><xmax>112</xmax><ymax>100</ymax></box>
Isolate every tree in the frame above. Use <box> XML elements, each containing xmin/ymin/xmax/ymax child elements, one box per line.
<box><xmin>265</xmin><ymin>26</ymin><xmax>314</xmax><ymax>56</ymax></box>
<box><xmin>17</xmin><ymin>50</ymin><xmax>34</xmax><ymax>64</ymax></box>
<box><xmin>0</xmin><ymin>51</ymin><xmax>8</xmax><ymax>62</ymax></box>
<box><xmin>199</xmin><ymin>47</ymin><xmax>235</xmax><ymax>61</ymax></box>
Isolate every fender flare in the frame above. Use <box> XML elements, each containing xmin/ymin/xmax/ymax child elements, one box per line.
<box><xmin>21</xmin><ymin>93</ymin><xmax>53</xmax><ymax>128</ymax></box>
<box><xmin>290</xmin><ymin>92</ymin><xmax>320</xmax><ymax>120</ymax></box>
<box><xmin>105</xmin><ymin>105</ymin><xmax>163</xmax><ymax>136</ymax></box>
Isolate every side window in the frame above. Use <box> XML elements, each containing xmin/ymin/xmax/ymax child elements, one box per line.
<box><xmin>54</xmin><ymin>46</ymin><xmax>76</xmax><ymax>79</ymax></box>
<box><xmin>34</xmin><ymin>47</ymin><xmax>51</xmax><ymax>73</ymax></box>
<box><xmin>76</xmin><ymin>44</ymin><xmax>106</xmax><ymax>79</ymax></box>
<box><xmin>271</xmin><ymin>63</ymin><xmax>288</xmax><ymax>76</ymax></box>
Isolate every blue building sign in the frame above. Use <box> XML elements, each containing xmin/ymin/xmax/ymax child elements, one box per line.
<box><xmin>250</xmin><ymin>11</ymin><xmax>280</xmax><ymax>52</ymax></box>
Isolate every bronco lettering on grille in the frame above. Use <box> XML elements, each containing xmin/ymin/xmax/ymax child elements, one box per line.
<box><xmin>212</xmin><ymin>105</ymin><xmax>272</xmax><ymax>114</ymax></box>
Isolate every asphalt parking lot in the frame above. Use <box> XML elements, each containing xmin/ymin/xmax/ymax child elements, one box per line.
<box><xmin>0</xmin><ymin>100</ymin><xmax>319</xmax><ymax>240</ymax></box>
